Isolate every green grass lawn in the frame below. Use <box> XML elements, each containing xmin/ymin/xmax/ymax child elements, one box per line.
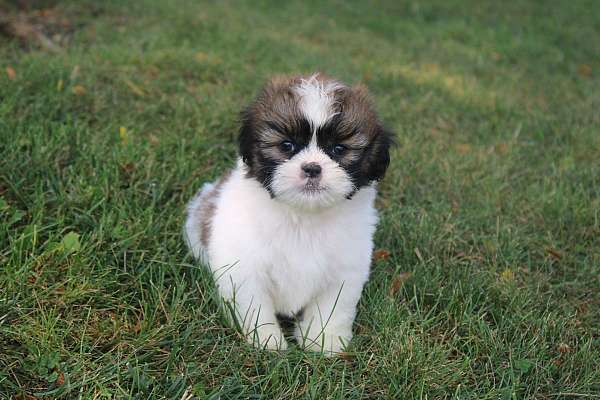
<box><xmin>1</xmin><ymin>0</ymin><xmax>599</xmax><ymax>398</ymax></box>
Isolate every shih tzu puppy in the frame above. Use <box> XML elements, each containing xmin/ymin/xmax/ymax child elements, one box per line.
<box><xmin>184</xmin><ymin>73</ymin><xmax>392</xmax><ymax>355</ymax></box>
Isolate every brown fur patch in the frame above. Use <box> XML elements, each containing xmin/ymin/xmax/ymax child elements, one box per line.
<box><xmin>197</xmin><ymin>170</ymin><xmax>232</xmax><ymax>248</ymax></box>
<box><xmin>250</xmin><ymin>75</ymin><xmax>303</xmax><ymax>133</ymax></box>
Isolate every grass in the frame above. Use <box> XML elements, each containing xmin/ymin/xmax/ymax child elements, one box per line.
<box><xmin>1</xmin><ymin>0</ymin><xmax>599</xmax><ymax>398</ymax></box>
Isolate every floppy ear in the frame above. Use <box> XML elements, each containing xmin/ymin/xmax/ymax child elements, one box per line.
<box><xmin>364</xmin><ymin>125</ymin><xmax>393</xmax><ymax>182</ymax></box>
<box><xmin>238</xmin><ymin>108</ymin><xmax>255</xmax><ymax>166</ymax></box>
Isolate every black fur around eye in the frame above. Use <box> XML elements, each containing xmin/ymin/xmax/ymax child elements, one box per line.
<box><xmin>332</xmin><ymin>144</ymin><xmax>347</xmax><ymax>156</ymax></box>
<box><xmin>279</xmin><ymin>140</ymin><xmax>295</xmax><ymax>153</ymax></box>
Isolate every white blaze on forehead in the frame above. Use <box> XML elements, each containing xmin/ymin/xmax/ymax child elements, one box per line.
<box><xmin>294</xmin><ymin>75</ymin><xmax>343</xmax><ymax>130</ymax></box>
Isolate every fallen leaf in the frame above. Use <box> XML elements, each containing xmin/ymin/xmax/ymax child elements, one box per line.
<box><xmin>495</xmin><ymin>142</ymin><xmax>509</xmax><ymax>154</ymax></box>
<box><xmin>124</xmin><ymin>79</ymin><xmax>145</xmax><ymax>97</ymax></box>
<box><xmin>72</xmin><ymin>85</ymin><xmax>86</xmax><ymax>95</ymax></box>
<box><xmin>552</xmin><ymin>358</ymin><xmax>562</xmax><ymax>367</ymax></box>
<box><xmin>14</xmin><ymin>394</ymin><xmax>37</xmax><ymax>400</ymax></box>
<box><xmin>119</xmin><ymin>126</ymin><xmax>129</xmax><ymax>144</ymax></box>
<box><xmin>373</xmin><ymin>249</ymin><xmax>391</xmax><ymax>262</ymax></box>
<box><xmin>576</xmin><ymin>301</ymin><xmax>590</xmax><ymax>315</ymax></box>
<box><xmin>578</xmin><ymin>64</ymin><xmax>592</xmax><ymax>78</ymax></box>
<box><xmin>558</xmin><ymin>343</ymin><xmax>571</xmax><ymax>353</ymax></box>
<box><xmin>455</xmin><ymin>143</ymin><xmax>471</xmax><ymax>154</ymax></box>
<box><xmin>483</xmin><ymin>240</ymin><xmax>496</xmax><ymax>254</ymax></box>
<box><xmin>146</xmin><ymin>66</ymin><xmax>160</xmax><ymax>78</ymax></box>
<box><xmin>38</xmin><ymin>9</ymin><xmax>53</xmax><ymax>18</ymax></box>
<box><xmin>423</xmin><ymin>63</ymin><xmax>439</xmax><ymax>73</ymax></box>
<box><xmin>61</xmin><ymin>232</ymin><xmax>81</xmax><ymax>255</ymax></box>
<box><xmin>195</xmin><ymin>51</ymin><xmax>209</xmax><ymax>62</ymax></box>
<box><xmin>194</xmin><ymin>51</ymin><xmax>221</xmax><ymax>65</ymax></box>
<box><xmin>389</xmin><ymin>272</ymin><xmax>413</xmax><ymax>296</ymax></box>
<box><xmin>6</xmin><ymin>67</ymin><xmax>16</xmax><ymax>80</ymax></box>
<box><xmin>133</xmin><ymin>318</ymin><xmax>142</xmax><ymax>334</ymax></box>
<box><xmin>120</xmin><ymin>162</ymin><xmax>135</xmax><ymax>174</ymax></box>
<box><xmin>546</xmin><ymin>248</ymin><xmax>562</xmax><ymax>260</ymax></box>
<box><xmin>148</xmin><ymin>134</ymin><xmax>160</xmax><ymax>146</ymax></box>
<box><xmin>500</xmin><ymin>268</ymin><xmax>514</xmax><ymax>281</ymax></box>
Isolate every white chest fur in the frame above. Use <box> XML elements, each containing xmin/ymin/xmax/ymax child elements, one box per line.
<box><xmin>207</xmin><ymin>166</ymin><xmax>377</xmax><ymax>313</ymax></box>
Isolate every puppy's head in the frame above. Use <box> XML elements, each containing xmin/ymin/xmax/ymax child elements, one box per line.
<box><xmin>239</xmin><ymin>73</ymin><xmax>392</xmax><ymax>210</ymax></box>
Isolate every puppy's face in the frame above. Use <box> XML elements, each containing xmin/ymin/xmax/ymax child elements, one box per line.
<box><xmin>239</xmin><ymin>74</ymin><xmax>392</xmax><ymax>210</ymax></box>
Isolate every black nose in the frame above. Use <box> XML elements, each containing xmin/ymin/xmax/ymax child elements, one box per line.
<box><xmin>302</xmin><ymin>162</ymin><xmax>322</xmax><ymax>178</ymax></box>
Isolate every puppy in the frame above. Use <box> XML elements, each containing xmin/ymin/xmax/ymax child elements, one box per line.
<box><xmin>184</xmin><ymin>73</ymin><xmax>392</xmax><ymax>355</ymax></box>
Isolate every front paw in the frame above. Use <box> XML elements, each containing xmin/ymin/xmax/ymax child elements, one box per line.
<box><xmin>247</xmin><ymin>325</ymin><xmax>288</xmax><ymax>351</ymax></box>
<box><xmin>296</xmin><ymin>329</ymin><xmax>351</xmax><ymax>356</ymax></box>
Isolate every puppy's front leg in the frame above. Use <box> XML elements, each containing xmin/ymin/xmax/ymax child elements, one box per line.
<box><xmin>221</xmin><ymin>277</ymin><xmax>287</xmax><ymax>351</ymax></box>
<box><xmin>295</xmin><ymin>279</ymin><xmax>364</xmax><ymax>356</ymax></box>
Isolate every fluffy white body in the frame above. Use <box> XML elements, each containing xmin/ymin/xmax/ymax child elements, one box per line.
<box><xmin>185</xmin><ymin>162</ymin><xmax>378</xmax><ymax>354</ymax></box>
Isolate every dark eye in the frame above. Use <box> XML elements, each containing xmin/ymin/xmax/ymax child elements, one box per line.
<box><xmin>279</xmin><ymin>140</ymin><xmax>295</xmax><ymax>153</ymax></box>
<box><xmin>332</xmin><ymin>144</ymin><xmax>347</xmax><ymax>156</ymax></box>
